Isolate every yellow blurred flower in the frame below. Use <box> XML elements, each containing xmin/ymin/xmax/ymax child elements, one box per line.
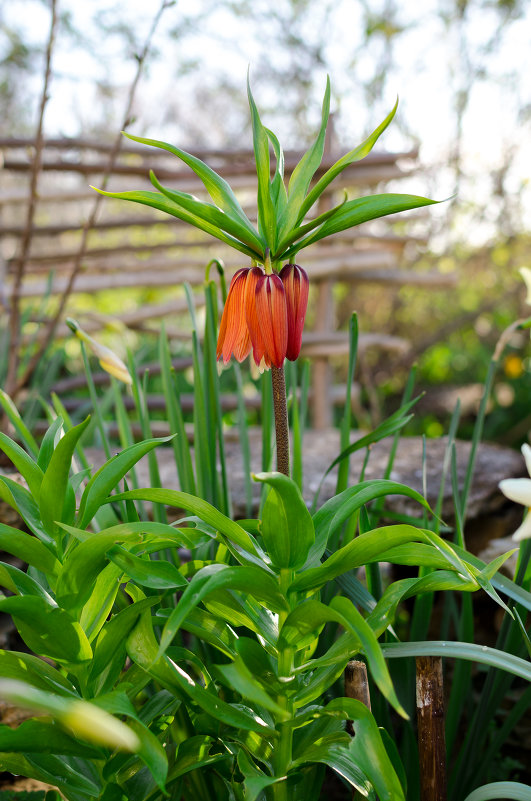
<box><xmin>504</xmin><ymin>354</ymin><xmax>524</xmax><ymax>380</ymax></box>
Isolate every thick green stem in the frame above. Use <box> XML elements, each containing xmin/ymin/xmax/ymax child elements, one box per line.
<box><xmin>271</xmin><ymin>366</ymin><xmax>290</xmax><ymax>476</ymax></box>
<box><xmin>273</xmin><ymin>568</ymin><xmax>295</xmax><ymax>801</ymax></box>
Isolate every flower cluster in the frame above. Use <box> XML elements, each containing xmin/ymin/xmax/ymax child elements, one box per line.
<box><xmin>217</xmin><ymin>263</ymin><xmax>309</xmax><ymax>370</ymax></box>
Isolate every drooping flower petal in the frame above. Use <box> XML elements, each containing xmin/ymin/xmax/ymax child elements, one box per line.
<box><xmin>512</xmin><ymin>514</ymin><xmax>531</xmax><ymax>542</ymax></box>
<box><xmin>216</xmin><ymin>267</ymin><xmax>252</xmax><ymax>364</ymax></box>
<box><xmin>244</xmin><ymin>266</ymin><xmax>270</xmax><ymax>369</ymax></box>
<box><xmin>522</xmin><ymin>443</ymin><xmax>531</xmax><ymax>479</ymax></box>
<box><xmin>255</xmin><ymin>274</ymin><xmax>288</xmax><ymax>369</ymax></box>
<box><xmin>499</xmin><ymin>478</ymin><xmax>531</xmax><ymax>507</ymax></box>
<box><xmin>280</xmin><ymin>263</ymin><xmax>309</xmax><ymax>361</ymax></box>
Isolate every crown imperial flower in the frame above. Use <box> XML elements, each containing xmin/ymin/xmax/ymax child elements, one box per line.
<box><xmin>216</xmin><ymin>263</ymin><xmax>308</xmax><ymax>370</ymax></box>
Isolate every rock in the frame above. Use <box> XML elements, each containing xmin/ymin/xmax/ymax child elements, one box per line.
<box><xmin>85</xmin><ymin>430</ymin><xmax>526</xmax><ymax>549</ymax></box>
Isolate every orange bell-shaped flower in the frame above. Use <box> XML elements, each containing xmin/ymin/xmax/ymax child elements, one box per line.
<box><xmin>216</xmin><ymin>267</ymin><xmax>252</xmax><ymax>365</ymax></box>
<box><xmin>217</xmin><ymin>263</ymin><xmax>308</xmax><ymax>369</ymax></box>
<box><xmin>279</xmin><ymin>263</ymin><xmax>309</xmax><ymax>361</ymax></box>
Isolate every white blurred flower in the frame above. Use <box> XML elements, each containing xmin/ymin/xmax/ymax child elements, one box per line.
<box><xmin>519</xmin><ymin>267</ymin><xmax>531</xmax><ymax>305</ymax></box>
<box><xmin>499</xmin><ymin>443</ymin><xmax>531</xmax><ymax>541</ymax></box>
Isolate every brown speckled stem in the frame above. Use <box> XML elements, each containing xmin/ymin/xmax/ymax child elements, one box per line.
<box><xmin>271</xmin><ymin>366</ymin><xmax>289</xmax><ymax>476</ymax></box>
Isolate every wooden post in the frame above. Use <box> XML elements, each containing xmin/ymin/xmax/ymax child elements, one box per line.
<box><xmin>416</xmin><ymin>656</ymin><xmax>447</xmax><ymax>801</ymax></box>
<box><xmin>345</xmin><ymin>660</ymin><xmax>371</xmax><ymax>735</ymax></box>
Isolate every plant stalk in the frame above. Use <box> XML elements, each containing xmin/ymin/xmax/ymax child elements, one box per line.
<box><xmin>271</xmin><ymin>366</ymin><xmax>290</xmax><ymax>476</ymax></box>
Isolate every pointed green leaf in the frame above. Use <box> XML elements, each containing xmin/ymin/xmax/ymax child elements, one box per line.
<box><xmin>158</xmin><ymin>563</ymin><xmax>287</xmax><ymax>657</ymax></box>
<box><xmin>297</xmin><ymin>99</ymin><xmax>398</xmax><ymax>222</ymax></box>
<box><xmin>0</xmin><ymin>524</ymin><xmax>59</xmax><ymax>574</ymax></box>
<box><xmin>278</xmin><ymin>76</ymin><xmax>331</xmax><ymax>239</ymax></box>
<box><xmin>37</xmin><ymin>416</ymin><xmax>65</xmax><ymax>471</ymax></box>
<box><xmin>92</xmin><ymin>187</ymin><xmax>261</xmax><ymax>259</ymax></box>
<box><xmin>39</xmin><ymin>416</ymin><xmax>90</xmax><ymax>538</ymax></box>
<box><xmin>247</xmin><ymin>76</ymin><xmax>276</xmax><ymax>245</ymax></box>
<box><xmin>0</xmin><ymin>433</ymin><xmax>43</xmax><ymax>499</ymax></box>
<box><xmin>150</xmin><ymin>170</ymin><xmax>264</xmax><ymax>252</ymax></box>
<box><xmin>108</xmin><ymin>487</ymin><xmax>261</xmax><ymax>556</ymax></box>
<box><xmin>0</xmin><ymin>390</ymin><xmax>38</xmax><ymax>456</ymax></box>
<box><xmin>77</xmin><ymin>436</ymin><xmax>173</xmax><ymax>528</ymax></box>
<box><xmin>0</xmin><ymin>597</ymin><xmax>92</xmax><ymax>663</ymax></box>
<box><xmin>107</xmin><ymin>546</ymin><xmax>187</xmax><ymax>590</ymax></box>
<box><xmin>382</xmin><ymin>641</ymin><xmax>531</xmax><ymax>682</ymax></box>
<box><xmin>254</xmin><ymin>471</ymin><xmax>314</xmax><ymax>569</ymax></box>
<box><xmin>123</xmin><ymin>131</ymin><xmax>254</xmax><ymax>227</ymax></box>
<box><xmin>281</xmin><ymin>193</ymin><xmax>438</xmax><ymax>259</ymax></box>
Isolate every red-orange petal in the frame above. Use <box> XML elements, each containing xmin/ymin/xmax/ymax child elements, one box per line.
<box><xmin>244</xmin><ymin>266</ymin><xmax>269</xmax><ymax>367</ymax></box>
<box><xmin>280</xmin><ymin>263</ymin><xmax>309</xmax><ymax>361</ymax></box>
<box><xmin>216</xmin><ymin>267</ymin><xmax>252</xmax><ymax>364</ymax></box>
<box><xmin>255</xmin><ymin>273</ymin><xmax>288</xmax><ymax>369</ymax></box>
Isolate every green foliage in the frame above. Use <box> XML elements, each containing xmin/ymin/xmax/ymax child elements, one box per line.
<box><xmin>0</xmin><ymin>398</ymin><xmax>529</xmax><ymax>799</ymax></box>
<box><xmin>93</xmin><ymin>79</ymin><xmax>436</xmax><ymax>268</ymax></box>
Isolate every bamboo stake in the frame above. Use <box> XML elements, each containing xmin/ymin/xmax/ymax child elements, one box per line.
<box><xmin>416</xmin><ymin>656</ymin><xmax>447</xmax><ymax>801</ymax></box>
<box><xmin>345</xmin><ymin>660</ymin><xmax>371</xmax><ymax>736</ymax></box>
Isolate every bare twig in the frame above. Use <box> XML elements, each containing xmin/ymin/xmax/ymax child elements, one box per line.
<box><xmin>5</xmin><ymin>0</ymin><xmax>58</xmax><ymax>398</ymax></box>
<box><xmin>14</xmin><ymin>0</ymin><xmax>174</xmax><ymax>398</ymax></box>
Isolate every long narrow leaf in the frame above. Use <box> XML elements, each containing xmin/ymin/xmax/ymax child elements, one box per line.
<box><xmin>150</xmin><ymin>170</ymin><xmax>264</xmax><ymax>252</ymax></box>
<box><xmin>281</xmin><ymin>193</ymin><xmax>438</xmax><ymax>259</ymax></box>
<box><xmin>247</xmin><ymin>76</ymin><xmax>276</xmax><ymax>245</ymax></box>
<box><xmin>123</xmin><ymin>131</ymin><xmax>257</xmax><ymax>229</ymax></box>
<box><xmin>92</xmin><ymin>187</ymin><xmax>261</xmax><ymax>260</ymax></box>
<box><xmin>382</xmin><ymin>641</ymin><xmax>531</xmax><ymax>682</ymax></box>
<box><xmin>297</xmin><ymin>99</ymin><xmax>398</xmax><ymax>222</ymax></box>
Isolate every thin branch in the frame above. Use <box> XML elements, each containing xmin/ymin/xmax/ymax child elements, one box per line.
<box><xmin>14</xmin><ymin>0</ymin><xmax>174</xmax><ymax>398</ymax></box>
<box><xmin>5</xmin><ymin>0</ymin><xmax>58</xmax><ymax>398</ymax></box>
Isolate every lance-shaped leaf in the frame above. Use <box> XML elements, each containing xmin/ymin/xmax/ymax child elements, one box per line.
<box><xmin>123</xmin><ymin>130</ymin><xmax>254</xmax><ymax>228</ymax></box>
<box><xmin>278</xmin><ymin>76</ymin><xmax>331</xmax><ymax>241</ymax></box>
<box><xmin>0</xmin><ymin>596</ymin><xmax>92</xmax><ymax>664</ymax></box>
<box><xmin>158</xmin><ymin>563</ymin><xmax>288</xmax><ymax>658</ymax></box>
<box><xmin>107</xmin><ymin>546</ymin><xmax>187</xmax><ymax>591</ymax></box>
<box><xmin>279</xmin><ymin>597</ymin><xmax>407</xmax><ymax>718</ymax></box>
<box><xmin>127</xmin><ymin>609</ymin><xmax>275</xmax><ymax>735</ymax></box>
<box><xmin>108</xmin><ymin>487</ymin><xmax>261</xmax><ymax>556</ymax></box>
<box><xmin>281</xmin><ymin>193</ymin><xmax>439</xmax><ymax>259</ymax></box>
<box><xmin>247</xmin><ymin>76</ymin><xmax>276</xmax><ymax>245</ymax></box>
<box><xmin>381</xmin><ymin>641</ymin><xmax>531</xmax><ymax>682</ymax></box>
<box><xmin>77</xmin><ymin>435</ymin><xmax>174</xmax><ymax>528</ymax></box>
<box><xmin>92</xmin><ymin>187</ymin><xmax>261</xmax><ymax>260</ymax></box>
<box><xmin>274</xmin><ymin>192</ymin><xmax>348</xmax><ymax>257</ymax></box>
<box><xmin>292</xmin><ymin>524</ymin><xmax>461</xmax><ymax>594</ymax></box>
<box><xmin>254</xmin><ymin>471</ymin><xmax>314</xmax><ymax>569</ymax></box>
<box><xmin>266</xmin><ymin>127</ymin><xmax>287</xmax><ymax>223</ymax></box>
<box><xmin>0</xmin><ymin>649</ymin><xmax>77</xmax><ymax>696</ymax></box>
<box><xmin>149</xmin><ymin>170</ymin><xmax>264</xmax><ymax>252</ymax></box>
<box><xmin>0</xmin><ymin>523</ymin><xmax>59</xmax><ymax>575</ymax></box>
<box><xmin>0</xmin><ymin>433</ymin><xmax>43</xmax><ymax>499</ymax></box>
<box><xmin>310</xmin><ymin>479</ymin><xmax>435</xmax><ymax>565</ymax></box>
<box><xmin>39</xmin><ymin>416</ymin><xmax>90</xmax><ymax>539</ymax></box>
<box><xmin>325</xmin><ymin>698</ymin><xmax>406</xmax><ymax>800</ymax></box>
<box><xmin>296</xmin><ymin>98</ymin><xmax>398</xmax><ymax>223</ymax></box>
